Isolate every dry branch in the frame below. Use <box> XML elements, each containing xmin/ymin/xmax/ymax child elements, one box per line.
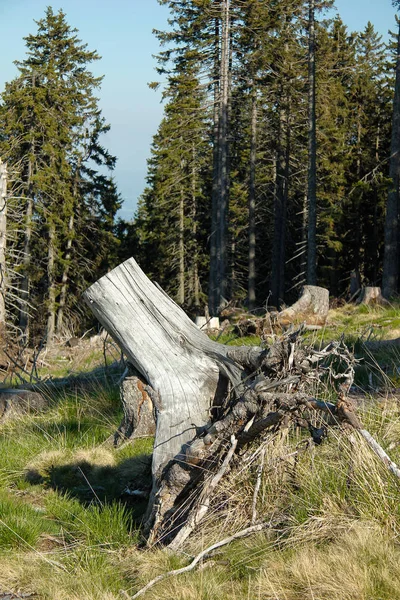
<box><xmin>128</xmin><ymin>522</ymin><xmax>270</xmax><ymax>599</ymax></box>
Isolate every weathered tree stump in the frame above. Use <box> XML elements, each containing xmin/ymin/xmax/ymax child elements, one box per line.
<box><xmin>356</xmin><ymin>286</ymin><xmax>388</xmax><ymax>306</ymax></box>
<box><xmin>83</xmin><ymin>259</ymin><xmax>264</xmax><ymax>533</ymax></box>
<box><xmin>277</xmin><ymin>285</ymin><xmax>329</xmax><ymax>325</ymax></box>
<box><xmin>84</xmin><ymin>260</ymin><xmax>383</xmax><ymax>549</ymax></box>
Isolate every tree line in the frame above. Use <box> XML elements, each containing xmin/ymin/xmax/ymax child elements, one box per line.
<box><xmin>1</xmin><ymin>2</ymin><xmax>400</xmax><ymax>347</ymax></box>
<box><xmin>130</xmin><ymin>0</ymin><xmax>400</xmax><ymax>316</ymax></box>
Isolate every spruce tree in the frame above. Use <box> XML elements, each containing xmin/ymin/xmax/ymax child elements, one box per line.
<box><xmin>0</xmin><ymin>7</ymin><xmax>119</xmax><ymax>342</ymax></box>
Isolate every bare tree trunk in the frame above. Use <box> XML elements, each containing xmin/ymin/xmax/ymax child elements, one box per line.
<box><xmin>56</xmin><ymin>160</ymin><xmax>81</xmax><ymax>335</ymax></box>
<box><xmin>178</xmin><ymin>187</ymin><xmax>185</xmax><ymax>305</ymax></box>
<box><xmin>56</xmin><ymin>213</ymin><xmax>73</xmax><ymax>335</ymax></box>
<box><xmin>19</xmin><ymin>162</ymin><xmax>33</xmax><ymax>343</ymax></box>
<box><xmin>209</xmin><ymin>19</ymin><xmax>220</xmax><ymax>317</ymax></box>
<box><xmin>46</xmin><ymin>222</ymin><xmax>56</xmax><ymax>345</ymax></box>
<box><xmin>191</xmin><ymin>146</ymin><xmax>200</xmax><ymax>309</ymax></box>
<box><xmin>216</xmin><ymin>0</ymin><xmax>231</xmax><ymax>311</ymax></box>
<box><xmin>248</xmin><ymin>87</ymin><xmax>257</xmax><ymax>311</ymax></box>
<box><xmin>307</xmin><ymin>0</ymin><xmax>317</xmax><ymax>285</ymax></box>
<box><xmin>271</xmin><ymin>95</ymin><xmax>290</xmax><ymax>309</ymax></box>
<box><xmin>382</xmin><ymin>19</ymin><xmax>400</xmax><ymax>298</ymax></box>
<box><xmin>0</xmin><ymin>160</ymin><xmax>7</xmax><ymax>332</ymax></box>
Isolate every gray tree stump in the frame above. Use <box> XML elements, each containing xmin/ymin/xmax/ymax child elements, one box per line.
<box><xmin>277</xmin><ymin>285</ymin><xmax>329</xmax><ymax>325</ymax></box>
<box><xmin>356</xmin><ymin>286</ymin><xmax>388</xmax><ymax>306</ymax></box>
<box><xmin>0</xmin><ymin>390</ymin><xmax>47</xmax><ymax>423</ymax></box>
<box><xmin>83</xmin><ymin>259</ymin><xmax>260</xmax><ymax>485</ymax></box>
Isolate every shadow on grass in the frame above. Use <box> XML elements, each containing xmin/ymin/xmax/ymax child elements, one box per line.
<box><xmin>25</xmin><ymin>450</ymin><xmax>153</xmax><ymax>525</ymax></box>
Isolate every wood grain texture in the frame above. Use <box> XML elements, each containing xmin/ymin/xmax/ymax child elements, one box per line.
<box><xmin>83</xmin><ymin>258</ymin><xmax>221</xmax><ymax>478</ymax></box>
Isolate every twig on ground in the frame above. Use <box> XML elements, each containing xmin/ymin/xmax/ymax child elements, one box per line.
<box><xmin>359</xmin><ymin>429</ymin><xmax>400</xmax><ymax>479</ymax></box>
<box><xmin>251</xmin><ymin>447</ymin><xmax>265</xmax><ymax>524</ymax></box>
<box><xmin>128</xmin><ymin>522</ymin><xmax>270</xmax><ymax>599</ymax></box>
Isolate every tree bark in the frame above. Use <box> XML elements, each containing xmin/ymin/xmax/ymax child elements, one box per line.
<box><xmin>248</xmin><ymin>86</ymin><xmax>257</xmax><ymax>311</ymax></box>
<box><xmin>307</xmin><ymin>0</ymin><xmax>318</xmax><ymax>286</ymax></box>
<box><xmin>19</xmin><ymin>162</ymin><xmax>33</xmax><ymax>343</ymax></box>
<box><xmin>178</xmin><ymin>185</ymin><xmax>185</xmax><ymax>305</ymax></box>
<box><xmin>208</xmin><ymin>18</ymin><xmax>221</xmax><ymax>317</ymax></box>
<box><xmin>114</xmin><ymin>374</ymin><xmax>156</xmax><ymax>446</ymax></box>
<box><xmin>46</xmin><ymin>222</ymin><xmax>56</xmax><ymax>345</ymax></box>
<box><xmin>0</xmin><ymin>159</ymin><xmax>8</xmax><ymax>332</ymax></box>
<box><xmin>56</xmin><ymin>213</ymin><xmax>74</xmax><ymax>335</ymax></box>
<box><xmin>216</xmin><ymin>0</ymin><xmax>231</xmax><ymax>311</ymax></box>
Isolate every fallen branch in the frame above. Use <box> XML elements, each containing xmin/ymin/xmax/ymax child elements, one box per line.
<box><xmin>359</xmin><ymin>429</ymin><xmax>400</xmax><ymax>479</ymax></box>
<box><xmin>129</xmin><ymin>522</ymin><xmax>270</xmax><ymax>599</ymax></box>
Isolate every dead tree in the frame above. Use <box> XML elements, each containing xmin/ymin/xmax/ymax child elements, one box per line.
<box><xmin>84</xmin><ymin>259</ymin><xmax>396</xmax><ymax>549</ymax></box>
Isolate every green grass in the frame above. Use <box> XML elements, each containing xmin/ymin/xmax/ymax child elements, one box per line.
<box><xmin>0</xmin><ymin>306</ymin><xmax>400</xmax><ymax>598</ymax></box>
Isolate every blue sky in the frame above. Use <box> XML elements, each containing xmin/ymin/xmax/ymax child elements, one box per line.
<box><xmin>0</xmin><ymin>0</ymin><xmax>397</xmax><ymax>220</ymax></box>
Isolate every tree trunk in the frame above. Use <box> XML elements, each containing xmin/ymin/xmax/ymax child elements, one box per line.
<box><xmin>19</xmin><ymin>164</ymin><xmax>33</xmax><ymax>343</ymax></box>
<box><xmin>271</xmin><ymin>94</ymin><xmax>290</xmax><ymax>309</ymax></box>
<box><xmin>307</xmin><ymin>0</ymin><xmax>317</xmax><ymax>286</ymax></box>
<box><xmin>216</xmin><ymin>0</ymin><xmax>231</xmax><ymax>311</ymax></box>
<box><xmin>56</xmin><ymin>213</ymin><xmax>74</xmax><ymax>335</ymax></box>
<box><xmin>46</xmin><ymin>222</ymin><xmax>56</xmax><ymax>345</ymax></box>
<box><xmin>0</xmin><ymin>159</ymin><xmax>7</xmax><ymax>332</ymax></box>
<box><xmin>209</xmin><ymin>19</ymin><xmax>221</xmax><ymax>317</ymax></box>
<box><xmin>191</xmin><ymin>146</ymin><xmax>200</xmax><ymax>310</ymax></box>
<box><xmin>178</xmin><ymin>186</ymin><xmax>185</xmax><ymax>305</ymax></box>
<box><xmin>248</xmin><ymin>86</ymin><xmax>257</xmax><ymax>311</ymax></box>
<box><xmin>356</xmin><ymin>286</ymin><xmax>388</xmax><ymax>306</ymax></box>
<box><xmin>382</xmin><ymin>18</ymin><xmax>400</xmax><ymax>298</ymax></box>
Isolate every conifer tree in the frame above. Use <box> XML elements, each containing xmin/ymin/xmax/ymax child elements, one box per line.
<box><xmin>0</xmin><ymin>7</ymin><xmax>120</xmax><ymax>342</ymax></box>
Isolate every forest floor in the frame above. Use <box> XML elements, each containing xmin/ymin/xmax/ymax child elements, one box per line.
<box><xmin>0</xmin><ymin>302</ymin><xmax>400</xmax><ymax>599</ymax></box>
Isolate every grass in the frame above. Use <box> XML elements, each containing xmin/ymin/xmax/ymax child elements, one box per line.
<box><xmin>0</xmin><ymin>304</ymin><xmax>400</xmax><ymax>598</ymax></box>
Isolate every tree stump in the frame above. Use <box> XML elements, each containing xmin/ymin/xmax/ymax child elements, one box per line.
<box><xmin>356</xmin><ymin>287</ymin><xmax>388</xmax><ymax>306</ymax></box>
<box><xmin>277</xmin><ymin>285</ymin><xmax>329</xmax><ymax>325</ymax></box>
<box><xmin>83</xmin><ymin>259</ymin><xmax>262</xmax><ymax>502</ymax></box>
<box><xmin>84</xmin><ymin>260</ymin><xmax>361</xmax><ymax>548</ymax></box>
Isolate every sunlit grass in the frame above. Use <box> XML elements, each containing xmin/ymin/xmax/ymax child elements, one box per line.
<box><xmin>0</xmin><ymin>306</ymin><xmax>400</xmax><ymax>598</ymax></box>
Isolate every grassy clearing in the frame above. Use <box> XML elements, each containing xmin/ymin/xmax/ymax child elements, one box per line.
<box><xmin>0</xmin><ymin>306</ymin><xmax>400</xmax><ymax>598</ymax></box>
